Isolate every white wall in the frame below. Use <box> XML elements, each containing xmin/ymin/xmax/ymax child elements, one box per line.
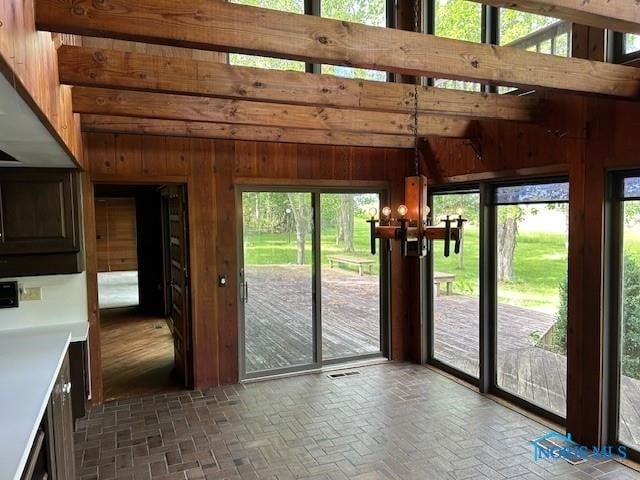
<box><xmin>0</xmin><ymin>272</ymin><xmax>88</xmax><ymax>332</ymax></box>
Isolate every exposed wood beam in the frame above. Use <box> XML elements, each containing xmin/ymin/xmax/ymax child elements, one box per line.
<box><xmin>36</xmin><ymin>0</ymin><xmax>640</xmax><ymax>97</ymax></box>
<box><xmin>80</xmin><ymin>115</ymin><xmax>416</xmax><ymax>148</ymax></box>
<box><xmin>71</xmin><ymin>87</ymin><xmax>475</xmax><ymax>138</ymax></box>
<box><xmin>468</xmin><ymin>0</ymin><xmax>640</xmax><ymax>35</ymax></box>
<box><xmin>58</xmin><ymin>45</ymin><xmax>537</xmax><ymax>122</ymax></box>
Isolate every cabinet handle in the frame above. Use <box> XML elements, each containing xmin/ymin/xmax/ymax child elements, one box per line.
<box><xmin>62</xmin><ymin>382</ymin><xmax>72</xmax><ymax>394</ymax></box>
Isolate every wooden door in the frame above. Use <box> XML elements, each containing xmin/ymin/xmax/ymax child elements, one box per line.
<box><xmin>94</xmin><ymin>198</ymin><xmax>138</xmax><ymax>272</ymax></box>
<box><xmin>162</xmin><ymin>186</ymin><xmax>192</xmax><ymax>387</ymax></box>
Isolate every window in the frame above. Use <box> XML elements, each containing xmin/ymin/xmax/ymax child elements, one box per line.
<box><xmin>320</xmin><ymin>0</ymin><xmax>388</xmax><ymax>81</ymax></box>
<box><xmin>499</xmin><ymin>9</ymin><xmax>570</xmax><ymax>57</ymax></box>
<box><xmin>615</xmin><ymin>175</ymin><xmax>640</xmax><ymax>453</ymax></box>
<box><xmin>228</xmin><ymin>0</ymin><xmax>306</xmax><ymax>71</ymax></box>
<box><xmin>433</xmin><ymin>0</ymin><xmax>482</xmax><ymax>92</ymax></box>
<box><xmin>494</xmin><ymin>181</ymin><xmax>569</xmax><ymax>418</ymax></box>
<box><xmin>431</xmin><ymin>191</ymin><xmax>480</xmax><ymax>378</ymax></box>
<box><xmin>624</xmin><ymin>34</ymin><xmax>640</xmax><ymax>55</ymax></box>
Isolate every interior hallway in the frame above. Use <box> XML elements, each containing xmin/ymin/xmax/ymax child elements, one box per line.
<box><xmin>75</xmin><ymin>363</ymin><xmax>640</xmax><ymax>480</ymax></box>
<box><xmin>100</xmin><ymin>308</ymin><xmax>181</xmax><ymax>402</ymax></box>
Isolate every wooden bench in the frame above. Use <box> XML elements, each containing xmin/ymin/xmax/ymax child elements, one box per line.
<box><xmin>328</xmin><ymin>255</ymin><xmax>375</xmax><ymax>276</ymax></box>
<box><xmin>434</xmin><ymin>271</ymin><xmax>456</xmax><ymax>296</ymax></box>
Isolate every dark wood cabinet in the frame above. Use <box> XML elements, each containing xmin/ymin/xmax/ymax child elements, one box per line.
<box><xmin>21</xmin><ymin>352</ymin><xmax>76</xmax><ymax>480</ymax></box>
<box><xmin>49</xmin><ymin>352</ymin><xmax>76</xmax><ymax>480</ymax></box>
<box><xmin>0</xmin><ymin>168</ymin><xmax>83</xmax><ymax>276</ymax></box>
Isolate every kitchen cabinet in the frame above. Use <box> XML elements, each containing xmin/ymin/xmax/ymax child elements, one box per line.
<box><xmin>0</xmin><ymin>168</ymin><xmax>83</xmax><ymax>276</ymax></box>
<box><xmin>49</xmin><ymin>352</ymin><xmax>76</xmax><ymax>480</ymax></box>
<box><xmin>21</xmin><ymin>352</ymin><xmax>76</xmax><ymax>480</ymax></box>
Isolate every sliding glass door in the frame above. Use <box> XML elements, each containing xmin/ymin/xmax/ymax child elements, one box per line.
<box><xmin>320</xmin><ymin>193</ymin><xmax>381</xmax><ymax>361</ymax></box>
<box><xmin>240</xmin><ymin>191</ymin><xmax>316</xmax><ymax>376</ymax></box>
<box><xmin>239</xmin><ymin>189</ymin><xmax>385</xmax><ymax>378</ymax></box>
<box><xmin>614</xmin><ymin>175</ymin><xmax>640</xmax><ymax>454</ymax></box>
<box><xmin>494</xmin><ymin>182</ymin><xmax>569</xmax><ymax>418</ymax></box>
<box><xmin>431</xmin><ymin>190</ymin><xmax>480</xmax><ymax>378</ymax></box>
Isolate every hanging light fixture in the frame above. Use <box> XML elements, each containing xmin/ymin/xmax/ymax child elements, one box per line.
<box><xmin>366</xmin><ymin>0</ymin><xmax>466</xmax><ymax>259</ymax></box>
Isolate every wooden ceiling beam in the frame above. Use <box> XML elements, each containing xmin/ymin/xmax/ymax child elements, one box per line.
<box><xmin>80</xmin><ymin>115</ymin><xmax>416</xmax><ymax>148</ymax></box>
<box><xmin>71</xmin><ymin>87</ymin><xmax>476</xmax><ymax>138</ymax></box>
<box><xmin>36</xmin><ymin>0</ymin><xmax>640</xmax><ymax>97</ymax></box>
<box><xmin>57</xmin><ymin>45</ymin><xmax>538</xmax><ymax>122</ymax></box>
<box><xmin>468</xmin><ymin>0</ymin><xmax>640</xmax><ymax>35</ymax></box>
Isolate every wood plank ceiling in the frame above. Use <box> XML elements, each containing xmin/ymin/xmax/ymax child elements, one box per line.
<box><xmin>35</xmin><ymin>0</ymin><xmax>640</xmax><ymax>148</ymax></box>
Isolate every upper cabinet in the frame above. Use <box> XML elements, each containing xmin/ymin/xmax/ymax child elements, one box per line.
<box><xmin>0</xmin><ymin>168</ymin><xmax>83</xmax><ymax>277</ymax></box>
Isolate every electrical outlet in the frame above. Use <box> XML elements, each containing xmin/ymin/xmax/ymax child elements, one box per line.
<box><xmin>19</xmin><ymin>286</ymin><xmax>42</xmax><ymax>301</ymax></box>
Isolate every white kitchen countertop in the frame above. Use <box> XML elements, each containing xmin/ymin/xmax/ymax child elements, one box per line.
<box><xmin>0</xmin><ymin>325</ymin><xmax>75</xmax><ymax>480</ymax></box>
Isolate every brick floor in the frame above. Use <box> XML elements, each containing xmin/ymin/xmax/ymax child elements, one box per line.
<box><xmin>75</xmin><ymin>363</ymin><xmax>640</xmax><ymax>480</ymax></box>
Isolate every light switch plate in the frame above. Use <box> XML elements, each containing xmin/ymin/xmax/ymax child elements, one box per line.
<box><xmin>20</xmin><ymin>286</ymin><xmax>42</xmax><ymax>301</ymax></box>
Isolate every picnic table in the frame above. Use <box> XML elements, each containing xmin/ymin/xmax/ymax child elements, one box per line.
<box><xmin>328</xmin><ymin>255</ymin><xmax>375</xmax><ymax>276</ymax></box>
<box><xmin>434</xmin><ymin>271</ymin><xmax>456</xmax><ymax>296</ymax></box>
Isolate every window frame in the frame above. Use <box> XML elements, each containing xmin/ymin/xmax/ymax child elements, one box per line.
<box><xmin>427</xmin><ymin>184</ymin><xmax>482</xmax><ymax>386</ymax></box>
<box><xmin>490</xmin><ymin>177</ymin><xmax>569</xmax><ymax>423</ymax></box>
<box><xmin>427</xmin><ymin>176</ymin><xmax>570</xmax><ymax>426</ymax></box>
<box><xmin>228</xmin><ymin>0</ymin><xmax>395</xmax><ymax>79</ymax></box>
<box><xmin>611</xmin><ymin>31</ymin><xmax>640</xmax><ymax>66</ymax></box>
<box><xmin>606</xmin><ymin>170</ymin><xmax>640</xmax><ymax>464</ymax></box>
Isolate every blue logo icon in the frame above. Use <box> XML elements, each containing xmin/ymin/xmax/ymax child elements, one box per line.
<box><xmin>530</xmin><ymin>432</ymin><xmax>628</xmax><ymax>463</ymax></box>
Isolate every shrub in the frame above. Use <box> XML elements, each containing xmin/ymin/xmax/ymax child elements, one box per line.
<box><xmin>622</xmin><ymin>255</ymin><xmax>640</xmax><ymax>380</ymax></box>
<box><xmin>550</xmin><ymin>254</ymin><xmax>640</xmax><ymax>380</ymax></box>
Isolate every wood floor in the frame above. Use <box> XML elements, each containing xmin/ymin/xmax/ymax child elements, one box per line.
<box><xmin>100</xmin><ymin>308</ymin><xmax>182</xmax><ymax>402</ymax></box>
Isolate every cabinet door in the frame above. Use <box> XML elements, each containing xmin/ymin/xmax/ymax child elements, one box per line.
<box><xmin>0</xmin><ymin>169</ymin><xmax>79</xmax><ymax>255</ymax></box>
<box><xmin>50</xmin><ymin>353</ymin><xmax>76</xmax><ymax>480</ymax></box>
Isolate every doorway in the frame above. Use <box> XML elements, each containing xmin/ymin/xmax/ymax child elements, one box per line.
<box><xmin>238</xmin><ymin>188</ymin><xmax>387</xmax><ymax>379</ymax></box>
<box><xmin>94</xmin><ymin>184</ymin><xmax>193</xmax><ymax>401</ymax></box>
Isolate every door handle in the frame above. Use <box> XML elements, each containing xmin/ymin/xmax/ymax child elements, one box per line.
<box><xmin>245</xmin><ymin>281</ymin><xmax>249</xmax><ymax>303</ymax></box>
<box><xmin>62</xmin><ymin>382</ymin><xmax>72</xmax><ymax>395</ymax></box>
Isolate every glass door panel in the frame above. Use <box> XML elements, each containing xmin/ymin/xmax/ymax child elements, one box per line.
<box><xmin>241</xmin><ymin>191</ymin><xmax>315</xmax><ymax>375</ymax></box>
<box><xmin>619</xmin><ymin>197</ymin><xmax>640</xmax><ymax>451</ymax></box>
<box><xmin>495</xmin><ymin>183</ymin><xmax>568</xmax><ymax>417</ymax></box>
<box><xmin>432</xmin><ymin>192</ymin><xmax>480</xmax><ymax>377</ymax></box>
<box><xmin>320</xmin><ymin>193</ymin><xmax>381</xmax><ymax>360</ymax></box>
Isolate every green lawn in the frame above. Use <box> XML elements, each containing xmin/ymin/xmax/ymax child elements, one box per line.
<box><xmin>244</xmin><ymin>216</ymin><xmax>380</xmax><ymax>274</ymax></box>
<box><xmin>244</xmin><ymin>218</ymin><xmax>640</xmax><ymax>314</ymax></box>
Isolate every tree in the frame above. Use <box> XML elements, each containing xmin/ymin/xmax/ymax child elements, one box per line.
<box><xmin>497</xmin><ymin>206</ymin><xmax>524</xmax><ymax>282</ymax></box>
<box><xmin>622</xmin><ymin>254</ymin><xmax>640</xmax><ymax>379</ymax></box>
<box><xmin>336</xmin><ymin>194</ymin><xmax>355</xmax><ymax>252</ymax></box>
<box><xmin>287</xmin><ymin>193</ymin><xmax>312</xmax><ymax>265</ymax></box>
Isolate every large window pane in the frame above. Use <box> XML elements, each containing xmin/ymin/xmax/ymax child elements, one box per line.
<box><xmin>321</xmin><ymin>0</ymin><xmax>387</xmax><ymax>81</ymax></box>
<box><xmin>619</xmin><ymin>196</ymin><xmax>640</xmax><ymax>451</ymax></box>
<box><xmin>624</xmin><ymin>34</ymin><xmax>640</xmax><ymax>55</ymax></box>
<box><xmin>242</xmin><ymin>192</ymin><xmax>315</xmax><ymax>374</ymax></box>
<box><xmin>434</xmin><ymin>0</ymin><xmax>482</xmax><ymax>92</ymax></box>
<box><xmin>496</xmin><ymin>196</ymin><xmax>568</xmax><ymax>417</ymax></box>
<box><xmin>229</xmin><ymin>0</ymin><xmax>306</xmax><ymax>71</ymax></box>
<box><xmin>320</xmin><ymin>193</ymin><xmax>381</xmax><ymax>360</ymax></box>
<box><xmin>499</xmin><ymin>10</ymin><xmax>570</xmax><ymax>57</ymax></box>
<box><xmin>432</xmin><ymin>192</ymin><xmax>480</xmax><ymax>377</ymax></box>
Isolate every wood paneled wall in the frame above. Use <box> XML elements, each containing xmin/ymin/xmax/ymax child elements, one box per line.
<box><xmin>95</xmin><ymin>198</ymin><xmax>138</xmax><ymax>272</ymax></box>
<box><xmin>0</xmin><ymin>0</ymin><xmax>82</xmax><ymax>164</ymax></box>
<box><xmin>83</xmin><ymin>132</ymin><xmax>413</xmax><ymax>402</ymax></box>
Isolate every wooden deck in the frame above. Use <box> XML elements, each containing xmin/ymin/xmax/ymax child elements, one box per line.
<box><xmin>244</xmin><ymin>265</ymin><xmax>380</xmax><ymax>373</ymax></box>
<box><xmin>246</xmin><ymin>265</ymin><xmax>640</xmax><ymax>447</ymax></box>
